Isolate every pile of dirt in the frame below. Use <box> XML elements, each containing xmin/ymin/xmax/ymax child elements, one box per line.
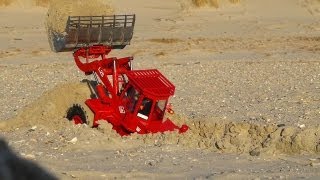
<box><xmin>191</xmin><ymin>0</ymin><xmax>219</xmax><ymax>8</ymax></box>
<box><xmin>179</xmin><ymin>0</ymin><xmax>241</xmax><ymax>11</ymax></box>
<box><xmin>0</xmin><ymin>81</ymin><xmax>93</xmax><ymax>131</ymax></box>
<box><xmin>0</xmin><ymin>0</ymin><xmax>50</xmax><ymax>7</ymax></box>
<box><xmin>134</xmin><ymin>118</ymin><xmax>320</xmax><ymax>155</ymax></box>
<box><xmin>46</xmin><ymin>0</ymin><xmax>114</xmax><ymax>34</ymax></box>
<box><xmin>1</xmin><ymin>82</ymin><xmax>320</xmax><ymax>155</ymax></box>
<box><xmin>0</xmin><ymin>0</ymin><xmax>11</xmax><ymax>6</ymax></box>
<box><xmin>300</xmin><ymin>0</ymin><xmax>320</xmax><ymax>16</ymax></box>
<box><xmin>191</xmin><ymin>0</ymin><xmax>240</xmax><ymax>8</ymax></box>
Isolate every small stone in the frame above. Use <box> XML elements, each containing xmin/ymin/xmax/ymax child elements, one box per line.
<box><xmin>145</xmin><ymin>160</ymin><xmax>156</xmax><ymax>166</ymax></box>
<box><xmin>25</xmin><ymin>154</ymin><xmax>36</xmax><ymax>159</ymax></box>
<box><xmin>35</xmin><ymin>152</ymin><xmax>43</xmax><ymax>156</ymax></box>
<box><xmin>249</xmin><ymin>148</ymin><xmax>261</xmax><ymax>156</ymax></box>
<box><xmin>30</xmin><ymin>126</ymin><xmax>37</xmax><ymax>131</ymax></box>
<box><xmin>68</xmin><ymin>137</ymin><xmax>77</xmax><ymax>144</ymax></box>
<box><xmin>298</xmin><ymin>124</ymin><xmax>306</xmax><ymax>129</ymax></box>
<box><xmin>277</xmin><ymin>124</ymin><xmax>285</xmax><ymax>127</ymax></box>
<box><xmin>30</xmin><ymin>139</ymin><xmax>37</xmax><ymax>143</ymax></box>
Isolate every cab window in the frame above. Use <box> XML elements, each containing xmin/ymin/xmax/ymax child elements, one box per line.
<box><xmin>156</xmin><ymin>100</ymin><xmax>166</xmax><ymax>111</ymax></box>
<box><xmin>124</xmin><ymin>86</ymin><xmax>139</xmax><ymax>112</ymax></box>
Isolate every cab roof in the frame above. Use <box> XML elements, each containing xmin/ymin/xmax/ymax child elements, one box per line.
<box><xmin>126</xmin><ymin>69</ymin><xmax>175</xmax><ymax>98</ymax></box>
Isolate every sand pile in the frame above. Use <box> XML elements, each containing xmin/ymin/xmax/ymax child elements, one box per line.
<box><xmin>191</xmin><ymin>0</ymin><xmax>240</xmax><ymax>8</ymax></box>
<box><xmin>0</xmin><ymin>0</ymin><xmax>11</xmax><ymax>6</ymax></box>
<box><xmin>1</xmin><ymin>82</ymin><xmax>320</xmax><ymax>155</ymax></box>
<box><xmin>136</xmin><ymin>119</ymin><xmax>320</xmax><ymax>155</ymax></box>
<box><xmin>46</xmin><ymin>0</ymin><xmax>114</xmax><ymax>34</ymax></box>
<box><xmin>300</xmin><ymin>0</ymin><xmax>320</xmax><ymax>16</ymax></box>
<box><xmin>184</xmin><ymin>120</ymin><xmax>320</xmax><ymax>155</ymax></box>
<box><xmin>179</xmin><ymin>0</ymin><xmax>241</xmax><ymax>11</ymax></box>
<box><xmin>0</xmin><ymin>0</ymin><xmax>50</xmax><ymax>7</ymax></box>
<box><xmin>0</xmin><ymin>81</ymin><xmax>93</xmax><ymax>131</ymax></box>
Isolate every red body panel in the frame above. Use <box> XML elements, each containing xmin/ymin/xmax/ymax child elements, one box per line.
<box><xmin>73</xmin><ymin>45</ymin><xmax>189</xmax><ymax>136</ymax></box>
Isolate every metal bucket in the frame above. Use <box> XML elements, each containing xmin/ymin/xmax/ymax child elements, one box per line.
<box><xmin>49</xmin><ymin>14</ymin><xmax>135</xmax><ymax>52</ymax></box>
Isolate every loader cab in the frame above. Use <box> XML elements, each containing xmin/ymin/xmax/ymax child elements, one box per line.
<box><xmin>121</xmin><ymin>84</ymin><xmax>168</xmax><ymax>121</ymax></box>
<box><xmin>120</xmin><ymin>69</ymin><xmax>175</xmax><ymax>133</ymax></box>
<box><xmin>136</xmin><ymin>97</ymin><xmax>168</xmax><ymax>121</ymax></box>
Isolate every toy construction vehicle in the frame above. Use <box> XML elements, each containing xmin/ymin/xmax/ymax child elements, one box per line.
<box><xmin>50</xmin><ymin>15</ymin><xmax>188</xmax><ymax>135</ymax></box>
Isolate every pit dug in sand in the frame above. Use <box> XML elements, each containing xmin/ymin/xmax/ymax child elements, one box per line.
<box><xmin>1</xmin><ymin>82</ymin><xmax>320</xmax><ymax>155</ymax></box>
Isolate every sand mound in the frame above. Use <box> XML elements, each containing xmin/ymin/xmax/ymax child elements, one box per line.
<box><xmin>2</xmin><ymin>82</ymin><xmax>320</xmax><ymax>155</ymax></box>
<box><xmin>179</xmin><ymin>0</ymin><xmax>241</xmax><ymax>11</ymax></box>
<box><xmin>133</xmin><ymin>119</ymin><xmax>320</xmax><ymax>155</ymax></box>
<box><xmin>0</xmin><ymin>0</ymin><xmax>11</xmax><ymax>6</ymax></box>
<box><xmin>46</xmin><ymin>0</ymin><xmax>114</xmax><ymax>34</ymax></box>
<box><xmin>0</xmin><ymin>81</ymin><xmax>93</xmax><ymax>131</ymax></box>
<box><xmin>191</xmin><ymin>0</ymin><xmax>240</xmax><ymax>8</ymax></box>
<box><xmin>0</xmin><ymin>0</ymin><xmax>50</xmax><ymax>7</ymax></box>
<box><xmin>301</xmin><ymin>0</ymin><xmax>320</xmax><ymax>16</ymax></box>
<box><xmin>192</xmin><ymin>0</ymin><xmax>219</xmax><ymax>8</ymax></box>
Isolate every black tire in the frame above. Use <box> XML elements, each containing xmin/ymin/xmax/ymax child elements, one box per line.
<box><xmin>66</xmin><ymin>104</ymin><xmax>94</xmax><ymax>127</ymax></box>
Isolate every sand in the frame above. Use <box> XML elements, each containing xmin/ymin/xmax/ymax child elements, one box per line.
<box><xmin>1</xmin><ymin>81</ymin><xmax>319</xmax><ymax>156</ymax></box>
<box><xmin>188</xmin><ymin>0</ymin><xmax>240</xmax><ymax>8</ymax></box>
<box><xmin>45</xmin><ymin>0</ymin><xmax>114</xmax><ymax>34</ymax></box>
<box><xmin>1</xmin><ymin>0</ymin><xmax>320</xmax><ymax>179</ymax></box>
<box><xmin>0</xmin><ymin>0</ymin><xmax>50</xmax><ymax>7</ymax></box>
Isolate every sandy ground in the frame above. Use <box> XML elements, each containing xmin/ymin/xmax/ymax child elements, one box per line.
<box><xmin>1</xmin><ymin>0</ymin><xmax>320</xmax><ymax>179</ymax></box>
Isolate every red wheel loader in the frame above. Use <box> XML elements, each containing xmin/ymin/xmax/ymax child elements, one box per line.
<box><xmin>49</xmin><ymin>15</ymin><xmax>188</xmax><ymax>136</ymax></box>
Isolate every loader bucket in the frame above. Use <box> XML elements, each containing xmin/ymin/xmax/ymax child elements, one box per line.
<box><xmin>49</xmin><ymin>14</ymin><xmax>135</xmax><ymax>52</ymax></box>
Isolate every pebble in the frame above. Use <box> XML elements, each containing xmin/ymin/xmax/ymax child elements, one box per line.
<box><xmin>25</xmin><ymin>154</ymin><xmax>36</xmax><ymax>159</ymax></box>
<box><xmin>146</xmin><ymin>160</ymin><xmax>156</xmax><ymax>166</ymax></box>
<box><xmin>68</xmin><ymin>137</ymin><xmax>78</xmax><ymax>144</ymax></box>
<box><xmin>30</xmin><ymin>126</ymin><xmax>37</xmax><ymax>131</ymax></box>
<box><xmin>249</xmin><ymin>149</ymin><xmax>261</xmax><ymax>156</ymax></box>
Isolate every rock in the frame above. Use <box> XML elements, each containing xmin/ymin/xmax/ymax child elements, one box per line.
<box><xmin>68</xmin><ymin>137</ymin><xmax>78</xmax><ymax>144</ymax></box>
<box><xmin>25</xmin><ymin>154</ymin><xmax>36</xmax><ymax>159</ymax></box>
<box><xmin>249</xmin><ymin>148</ymin><xmax>261</xmax><ymax>156</ymax></box>
<box><xmin>145</xmin><ymin>160</ymin><xmax>156</xmax><ymax>166</ymax></box>
<box><xmin>29</xmin><ymin>126</ymin><xmax>37</xmax><ymax>131</ymax></box>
